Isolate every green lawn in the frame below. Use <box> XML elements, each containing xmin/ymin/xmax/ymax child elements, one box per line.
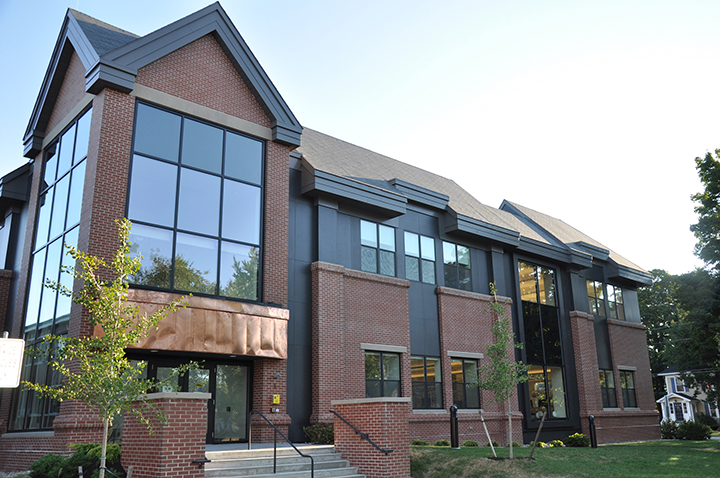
<box><xmin>410</xmin><ymin>441</ymin><xmax>720</xmax><ymax>478</ymax></box>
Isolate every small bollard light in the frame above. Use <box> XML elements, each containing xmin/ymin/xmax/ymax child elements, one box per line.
<box><xmin>589</xmin><ymin>415</ymin><xmax>598</xmax><ymax>448</ymax></box>
<box><xmin>450</xmin><ymin>405</ymin><xmax>459</xmax><ymax>448</ymax></box>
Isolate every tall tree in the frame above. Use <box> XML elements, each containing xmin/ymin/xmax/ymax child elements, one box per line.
<box><xmin>638</xmin><ymin>269</ymin><xmax>684</xmax><ymax>400</ymax></box>
<box><xmin>691</xmin><ymin>149</ymin><xmax>720</xmax><ymax>270</ymax></box>
<box><xmin>24</xmin><ymin>219</ymin><xmax>192</xmax><ymax>478</ymax></box>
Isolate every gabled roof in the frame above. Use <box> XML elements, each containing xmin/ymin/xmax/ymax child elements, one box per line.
<box><xmin>656</xmin><ymin>392</ymin><xmax>695</xmax><ymax>402</ymax></box>
<box><xmin>501</xmin><ymin>200</ymin><xmax>651</xmax><ymax>285</ymax></box>
<box><xmin>24</xmin><ymin>2</ymin><xmax>301</xmax><ymax>158</ymax></box>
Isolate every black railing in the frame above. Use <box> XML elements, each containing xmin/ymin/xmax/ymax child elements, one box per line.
<box><xmin>248</xmin><ymin>409</ymin><xmax>314</xmax><ymax>478</ymax></box>
<box><xmin>329</xmin><ymin>409</ymin><xmax>394</xmax><ymax>455</ymax></box>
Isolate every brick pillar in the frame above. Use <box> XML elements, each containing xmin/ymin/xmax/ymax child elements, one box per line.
<box><xmin>332</xmin><ymin>398</ymin><xmax>411</xmax><ymax>478</ymax></box>
<box><xmin>251</xmin><ymin>359</ymin><xmax>290</xmax><ymax>442</ymax></box>
<box><xmin>569</xmin><ymin>311</ymin><xmax>603</xmax><ymax>436</ymax></box>
<box><xmin>121</xmin><ymin>392</ymin><xmax>209</xmax><ymax>478</ymax></box>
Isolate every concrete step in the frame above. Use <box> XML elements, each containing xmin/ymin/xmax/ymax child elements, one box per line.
<box><xmin>205</xmin><ymin>467</ymin><xmax>364</xmax><ymax>478</ymax></box>
<box><xmin>205</xmin><ymin>459</ymin><xmax>351</xmax><ymax>476</ymax></box>
<box><xmin>206</xmin><ymin>452</ymin><xmax>344</xmax><ymax>470</ymax></box>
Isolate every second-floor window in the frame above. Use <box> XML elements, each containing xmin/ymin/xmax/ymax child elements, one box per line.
<box><xmin>587</xmin><ymin>280</ymin><xmax>605</xmax><ymax>315</ymax></box>
<box><xmin>442</xmin><ymin>241</ymin><xmax>471</xmax><ymax>291</ymax></box>
<box><xmin>360</xmin><ymin>220</ymin><xmax>395</xmax><ymax>276</ymax></box>
<box><xmin>607</xmin><ymin>285</ymin><xmax>625</xmax><ymax>320</ymax></box>
<box><xmin>126</xmin><ymin>103</ymin><xmax>264</xmax><ymax>301</ymax></box>
<box><xmin>404</xmin><ymin>232</ymin><xmax>435</xmax><ymax>284</ymax></box>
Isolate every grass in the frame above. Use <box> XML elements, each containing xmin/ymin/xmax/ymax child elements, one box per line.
<box><xmin>410</xmin><ymin>440</ymin><xmax>720</xmax><ymax>478</ymax></box>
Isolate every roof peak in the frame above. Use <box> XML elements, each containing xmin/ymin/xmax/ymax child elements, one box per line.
<box><xmin>68</xmin><ymin>8</ymin><xmax>139</xmax><ymax>39</ymax></box>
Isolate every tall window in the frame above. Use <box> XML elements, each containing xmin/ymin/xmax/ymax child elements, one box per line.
<box><xmin>404</xmin><ymin>232</ymin><xmax>435</xmax><ymax>284</ymax></box>
<box><xmin>126</xmin><ymin>103</ymin><xmax>263</xmax><ymax>300</ymax></box>
<box><xmin>586</xmin><ymin>280</ymin><xmax>605</xmax><ymax>315</ymax></box>
<box><xmin>365</xmin><ymin>351</ymin><xmax>401</xmax><ymax>398</ymax></box>
<box><xmin>411</xmin><ymin>356</ymin><xmax>442</xmax><ymax>409</ymax></box>
<box><xmin>620</xmin><ymin>371</ymin><xmax>637</xmax><ymax>407</ymax></box>
<box><xmin>360</xmin><ymin>220</ymin><xmax>395</xmax><ymax>276</ymax></box>
<box><xmin>452</xmin><ymin>359</ymin><xmax>480</xmax><ymax>409</ymax></box>
<box><xmin>10</xmin><ymin>108</ymin><xmax>91</xmax><ymax>430</ymax></box>
<box><xmin>599</xmin><ymin>369</ymin><xmax>617</xmax><ymax>408</ymax></box>
<box><xmin>518</xmin><ymin>261</ymin><xmax>567</xmax><ymax>419</ymax></box>
<box><xmin>607</xmin><ymin>285</ymin><xmax>625</xmax><ymax>320</ymax></box>
<box><xmin>442</xmin><ymin>241</ymin><xmax>471</xmax><ymax>291</ymax></box>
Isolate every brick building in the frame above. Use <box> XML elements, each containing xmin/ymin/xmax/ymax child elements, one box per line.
<box><xmin>0</xmin><ymin>2</ymin><xmax>657</xmax><ymax>470</ymax></box>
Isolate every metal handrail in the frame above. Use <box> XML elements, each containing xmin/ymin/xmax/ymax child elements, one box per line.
<box><xmin>248</xmin><ymin>409</ymin><xmax>314</xmax><ymax>478</ymax></box>
<box><xmin>329</xmin><ymin>409</ymin><xmax>394</xmax><ymax>455</ymax></box>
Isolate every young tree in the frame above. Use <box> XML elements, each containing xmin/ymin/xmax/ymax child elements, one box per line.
<box><xmin>24</xmin><ymin>218</ymin><xmax>192</xmax><ymax>478</ymax></box>
<box><xmin>475</xmin><ymin>283</ymin><xmax>529</xmax><ymax>459</ymax></box>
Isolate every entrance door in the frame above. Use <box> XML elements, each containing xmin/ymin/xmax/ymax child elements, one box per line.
<box><xmin>212</xmin><ymin>364</ymin><xmax>249</xmax><ymax>442</ymax></box>
<box><xmin>674</xmin><ymin>402</ymin><xmax>684</xmax><ymax>421</ymax></box>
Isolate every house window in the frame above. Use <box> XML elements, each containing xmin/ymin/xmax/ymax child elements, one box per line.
<box><xmin>442</xmin><ymin>241</ymin><xmax>471</xmax><ymax>291</ymax></box>
<box><xmin>9</xmin><ymin>108</ymin><xmax>92</xmax><ymax>431</ymax></box>
<box><xmin>620</xmin><ymin>371</ymin><xmax>637</xmax><ymax>407</ymax></box>
<box><xmin>126</xmin><ymin>103</ymin><xmax>263</xmax><ymax>301</ymax></box>
<box><xmin>360</xmin><ymin>220</ymin><xmax>395</xmax><ymax>276</ymax></box>
<box><xmin>607</xmin><ymin>285</ymin><xmax>625</xmax><ymax>320</ymax></box>
<box><xmin>411</xmin><ymin>356</ymin><xmax>443</xmax><ymax>409</ymax></box>
<box><xmin>586</xmin><ymin>280</ymin><xmax>605</xmax><ymax>315</ymax></box>
<box><xmin>452</xmin><ymin>359</ymin><xmax>480</xmax><ymax>409</ymax></box>
<box><xmin>599</xmin><ymin>369</ymin><xmax>617</xmax><ymax>408</ymax></box>
<box><xmin>404</xmin><ymin>232</ymin><xmax>435</xmax><ymax>284</ymax></box>
<box><xmin>365</xmin><ymin>352</ymin><xmax>401</xmax><ymax>398</ymax></box>
<box><xmin>518</xmin><ymin>261</ymin><xmax>567</xmax><ymax>419</ymax></box>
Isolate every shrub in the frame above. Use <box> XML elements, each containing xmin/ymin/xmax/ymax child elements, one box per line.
<box><xmin>549</xmin><ymin>439</ymin><xmax>564</xmax><ymax>447</ymax></box>
<box><xmin>30</xmin><ymin>454</ymin><xmax>65</xmax><ymax>478</ymax></box>
<box><xmin>565</xmin><ymin>433</ymin><xmax>590</xmax><ymax>447</ymax></box>
<box><xmin>660</xmin><ymin>419</ymin><xmax>678</xmax><ymax>439</ymax></box>
<box><xmin>508</xmin><ymin>441</ymin><xmax>521</xmax><ymax>447</ymax></box>
<box><xmin>30</xmin><ymin>444</ymin><xmax>124</xmax><ymax>478</ymax></box>
<box><xmin>303</xmin><ymin>422</ymin><xmax>334</xmax><ymax>444</ymax></box>
<box><xmin>696</xmin><ymin>413</ymin><xmax>719</xmax><ymax>431</ymax></box>
<box><xmin>485</xmin><ymin>440</ymin><xmax>500</xmax><ymax>447</ymax></box>
<box><xmin>462</xmin><ymin>440</ymin><xmax>479</xmax><ymax>447</ymax></box>
<box><xmin>676</xmin><ymin>420</ymin><xmax>712</xmax><ymax>440</ymax></box>
<box><xmin>434</xmin><ymin>439</ymin><xmax>451</xmax><ymax>447</ymax></box>
<box><xmin>412</xmin><ymin>439</ymin><xmax>429</xmax><ymax>446</ymax></box>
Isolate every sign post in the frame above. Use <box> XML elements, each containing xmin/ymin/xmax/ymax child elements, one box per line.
<box><xmin>0</xmin><ymin>332</ymin><xmax>25</xmax><ymax>388</ymax></box>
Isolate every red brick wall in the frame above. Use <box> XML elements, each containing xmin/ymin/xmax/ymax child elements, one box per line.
<box><xmin>333</xmin><ymin>399</ymin><xmax>411</xmax><ymax>478</ymax></box>
<box><xmin>263</xmin><ymin>141</ymin><xmax>291</xmax><ymax>307</ymax></box>
<box><xmin>570</xmin><ymin>311</ymin><xmax>603</xmax><ymax>417</ymax></box>
<box><xmin>46</xmin><ymin>51</ymin><xmax>87</xmax><ymax>135</ymax></box>
<box><xmin>251</xmin><ymin>359</ymin><xmax>291</xmax><ymax>442</ymax></box>
<box><xmin>311</xmin><ymin>262</ymin><xmax>411</xmax><ymax>424</ymax></box>
<box><xmin>135</xmin><ymin>35</ymin><xmax>271</xmax><ymax>128</ymax></box>
<box><xmin>0</xmin><ymin>269</ymin><xmax>12</xmax><ymax>332</ymax></box>
<box><xmin>121</xmin><ymin>393</ymin><xmax>208</xmax><ymax>478</ymax></box>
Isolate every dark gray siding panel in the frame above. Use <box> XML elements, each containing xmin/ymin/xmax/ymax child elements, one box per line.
<box><xmin>622</xmin><ymin>289</ymin><xmax>641</xmax><ymax>324</ymax></box>
<box><xmin>595</xmin><ymin>318</ymin><xmax>612</xmax><ymax>370</ymax></box>
<box><xmin>408</xmin><ymin>283</ymin><xmax>440</xmax><ymax>357</ymax></box>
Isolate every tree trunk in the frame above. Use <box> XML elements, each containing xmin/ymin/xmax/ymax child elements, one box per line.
<box><xmin>99</xmin><ymin>418</ymin><xmax>109</xmax><ymax>478</ymax></box>
<box><xmin>508</xmin><ymin>403</ymin><xmax>513</xmax><ymax>459</ymax></box>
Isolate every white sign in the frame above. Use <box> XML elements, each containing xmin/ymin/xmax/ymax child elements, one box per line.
<box><xmin>0</xmin><ymin>338</ymin><xmax>25</xmax><ymax>388</ymax></box>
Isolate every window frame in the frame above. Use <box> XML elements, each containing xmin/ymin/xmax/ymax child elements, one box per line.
<box><xmin>411</xmin><ymin>355</ymin><xmax>443</xmax><ymax>409</ymax></box>
<box><xmin>586</xmin><ymin>280</ymin><xmax>605</xmax><ymax>316</ymax></box>
<box><xmin>620</xmin><ymin>370</ymin><xmax>637</xmax><ymax>408</ymax></box>
<box><xmin>451</xmin><ymin>358</ymin><xmax>481</xmax><ymax>409</ymax></box>
<box><xmin>404</xmin><ymin>231</ymin><xmax>436</xmax><ymax>284</ymax></box>
<box><xmin>607</xmin><ymin>284</ymin><xmax>625</xmax><ymax>320</ymax></box>
<box><xmin>599</xmin><ymin>369</ymin><xmax>618</xmax><ymax>408</ymax></box>
<box><xmin>442</xmin><ymin>241</ymin><xmax>471</xmax><ymax>291</ymax></box>
<box><xmin>365</xmin><ymin>351</ymin><xmax>401</xmax><ymax>398</ymax></box>
<box><xmin>360</xmin><ymin>220</ymin><xmax>395</xmax><ymax>277</ymax></box>
<box><xmin>126</xmin><ymin>101</ymin><xmax>265</xmax><ymax>302</ymax></box>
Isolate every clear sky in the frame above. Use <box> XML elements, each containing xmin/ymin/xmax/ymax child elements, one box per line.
<box><xmin>0</xmin><ymin>0</ymin><xmax>717</xmax><ymax>275</ymax></box>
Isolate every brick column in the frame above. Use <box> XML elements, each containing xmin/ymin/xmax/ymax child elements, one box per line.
<box><xmin>121</xmin><ymin>392</ymin><xmax>209</xmax><ymax>478</ymax></box>
<box><xmin>332</xmin><ymin>398</ymin><xmax>411</xmax><ymax>478</ymax></box>
<box><xmin>569</xmin><ymin>311</ymin><xmax>603</xmax><ymax>434</ymax></box>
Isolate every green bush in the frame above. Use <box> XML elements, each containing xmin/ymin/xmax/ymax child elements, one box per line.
<box><xmin>507</xmin><ymin>441</ymin><xmax>521</xmax><ymax>447</ymax></box>
<box><xmin>462</xmin><ymin>440</ymin><xmax>479</xmax><ymax>447</ymax></box>
<box><xmin>676</xmin><ymin>420</ymin><xmax>712</xmax><ymax>440</ymax></box>
<box><xmin>565</xmin><ymin>432</ymin><xmax>590</xmax><ymax>447</ymax></box>
<box><xmin>30</xmin><ymin>454</ymin><xmax>65</xmax><ymax>478</ymax></box>
<box><xmin>549</xmin><ymin>439</ymin><xmax>565</xmax><ymax>447</ymax></box>
<box><xmin>695</xmin><ymin>413</ymin><xmax>719</xmax><ymax>431</ymax></box>
<box><xmin>434</xmin><ymin>439</ymin><xmax>451</xmax><ymax>447</ymax></box>
<box><xmin>660</xmin><ymin>419</ymin><xmax>678</xmax><ymax>439</ymax></box>
<box><xmin>411</xmin><ymin>439</ymin><xmax>429</xmax><ymax>446</ymax></box>
<box><xmin>303</xmin><ymin>422</ymin><xmax>334</xmax><ymax>444</ymax></box>
<box><xmin>485</xmin><ymin>440</ymin><xmax>500</xmax><ymax>447</ymax></box>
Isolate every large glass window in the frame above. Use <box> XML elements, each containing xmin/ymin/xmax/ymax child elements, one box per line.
<box><xmin>518</xmin><ymin>261</ymin><xmax>567</xmax><ymax>419</ymax></box>
<box><xmin>451</xmin><ymin>359</ymin><xmax>480</xmax><ymax>409</ymax></box>
<box><xmin>365</xmin><ymin>352</ymin><xmax>401</xmax><ymax>398</ymax></box>
<box><xmin>404</xmin><ymin>232</ymin><xmax>435</xmax><ymax>284</ymax></box>
<box><xmin>411</xmin><ymin>356</ymin><xmax>443</xmax><ymax>409</ymax></box>
<box><xmin>360</xmin><ymin>220</ymin><xmax>395</xmax><ymax>276</ymax></box>
<box><xmin>599</xmin><ymin>369</ymin><xmax>617</xmax><ymax>408</ymax></box>
<box><xmin>607</xmin><ymin>285</ymin><xmax>625</xmax><ymax>320</ymax></box>
<box><xmin>442</xmin><ymin>241</ymin><xmax>471</xmax><ymax>291</ymax></box>
<box><xmin>620</xmin><ymin>371</ymin><xmax>637</xmax><ymax>408</ymax></box>
<box><xmin>586</xmin><ymin>280</ymin><xmax>605</xmax><ymax>315</ymax></box>
<box><xmin>127</xmin><ymin>103</ymin><xmax>263</xmax><ymax>301</ymax></box>
<box><xmin>10</xmin><ymin>108</ymin><xmax>91</xmax><ymax>431</ymax></box>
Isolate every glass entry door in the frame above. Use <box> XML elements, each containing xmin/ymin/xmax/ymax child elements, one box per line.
<box><xmin>212</xmin><ymin>365</ymin><xmax>249</xmax><ymax>442</ymax></box>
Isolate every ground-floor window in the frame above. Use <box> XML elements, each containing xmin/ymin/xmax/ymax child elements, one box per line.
<box><xmin>365</xmin><ymin>351</ymin><xmax>401</xmax><ymax>398</ymax></box>
<box><xmin>528</xmin><ymin>365</ymin><xmax>567</xmax><ymax>419</ymax></box>
<box><xmin>599</xmin><ymin>369</ymin><xmax>617</xmax><ymax>408</ymax></box>
<box><xmin>620</xmin><ymin>370</ymin><xmax>637</xmax><ymax>408</ymax></box>
<box><xmin>411</xmin><ymin>356</ymin><xmax>443</xmax><ymax>409</ymax></box>
<box><xmin>451</xmin><ymin>359</ymin><xmax>480</xmax><ymax>409</ymax></box>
